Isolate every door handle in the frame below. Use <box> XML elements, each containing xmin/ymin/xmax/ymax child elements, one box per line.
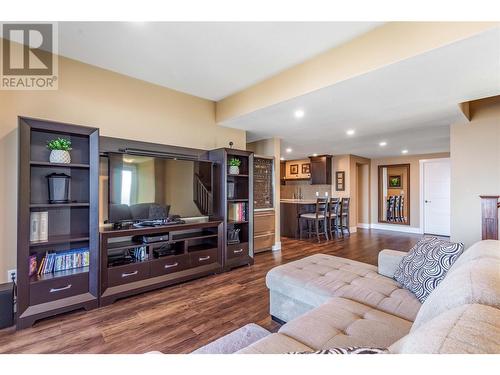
<box><xmin>49</xmin><ymin>284</ymin><xmax>72</xmax><ymax>293</ymax></box>
<box><xmin>164</xmin><ymin>262</ymin><xmax>179</xmax><ymax>269</ymax></box>
<box><xmin>233</xmin><ymin>249</ymin><xmax>243</xmax><ymax>254</ymax></box>
<box><xmin>199</xmin><ymin>256</ymin><xmax>211</xmax><ymax>261</ymax></box>
<box><xmin>121</xmin><ymin>270</ymin><xmax>138</xmax><ymax>278</ymax></box>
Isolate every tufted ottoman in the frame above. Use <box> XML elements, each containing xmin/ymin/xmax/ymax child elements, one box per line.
<box><xmin>266</xmin><ymin>253</ymin><xmax>421</xmax><ymax>323</ymax></box>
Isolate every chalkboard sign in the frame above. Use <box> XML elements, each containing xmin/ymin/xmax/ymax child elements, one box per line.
<box><xmin>254</xmin><ymin>157</ymin><xmax>274</xmax><ymax>209</ymax></box>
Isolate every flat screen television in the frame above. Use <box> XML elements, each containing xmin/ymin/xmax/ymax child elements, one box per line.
<box><xmin>106</xmin><ymin>153</ymin><xmax>213</xmax><ymax>224</ymax></box>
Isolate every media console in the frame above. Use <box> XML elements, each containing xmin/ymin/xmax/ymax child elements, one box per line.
<box><xmin>100</xmin><ymin>220</ymin><xmax>224</xmax><ymax>306</ymax></box>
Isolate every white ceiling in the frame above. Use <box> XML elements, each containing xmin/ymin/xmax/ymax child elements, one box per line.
<box><xmin>225</xmin><ymin>27</ymin><xmax>500</xmax><ymax>159</ymax></box>
<box><xmin>57</xmin><ymin>22</ymin><xmax>381</xmax><ymax>100</ymax></box>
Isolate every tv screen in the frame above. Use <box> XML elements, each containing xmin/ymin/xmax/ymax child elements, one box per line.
<box><xmin>106</xmin><ymin>153</ymin><xmax>213</xmax><ymax>223</ymax></box>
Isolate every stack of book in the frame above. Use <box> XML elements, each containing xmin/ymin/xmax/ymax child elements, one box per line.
<box><xmin>228</xmin><ymin>202</ymin><xmax>247</xmax><ymax>222</ymax></box>
<box><xmin>37</xmin><ymin>247</ymin><xmax>90</xmax><ymax>275</ymax></box>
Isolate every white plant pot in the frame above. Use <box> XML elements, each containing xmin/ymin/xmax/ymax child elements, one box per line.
<box><xmin>229</xmin><ymin>166</ymin><xmax>240</xmax><ymax>175</ymax></box>
<box><xmin>49</xmin><ymin>150</ymin><xmax>71</xmax><ymax>164</ymax></box>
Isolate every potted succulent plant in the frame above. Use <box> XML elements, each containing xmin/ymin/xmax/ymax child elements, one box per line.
<box><xmin>228</xmin><ymin>157</ymin><xmax>241</xmax><ymax>175</ymax></box>
<box><xmin>47</xmin><ymin>138</ymin><xmax>72</xmax><ymax>164</ymax></box>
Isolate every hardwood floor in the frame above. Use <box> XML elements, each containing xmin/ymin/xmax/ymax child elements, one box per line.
<box><xmin>0</xmin><ymin>229</ymin><xmax>422</xmax><ymax>354</ymax></box>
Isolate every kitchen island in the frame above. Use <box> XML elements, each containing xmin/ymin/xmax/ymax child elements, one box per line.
<box><xmin>280</xmin><ymin>199</ymin><xmax>317</xmax><ymax>238</ymax></box>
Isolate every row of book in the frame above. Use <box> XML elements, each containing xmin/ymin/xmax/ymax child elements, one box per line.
<box><xmin>30</xmin><ymin>247</ymin><xmax>90</xmax><ymax>276</ymax></box>
<box><xmin>228</xmin><ymin>202</ymin><xmax>248</xmax><ymax>222</ymax></box>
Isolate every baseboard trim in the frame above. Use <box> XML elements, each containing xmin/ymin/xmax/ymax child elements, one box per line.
<box><xmin>349</xmin><ymin>226</ymin><xmax>358</xmax><ymax>233</ymax></box>
<box><xmin>272</xmin><ymin>242</ymin><xmax>282</xmax><ymax>251</ymax></box>
<box><xmin>357</xmin><ymin>223</ymin><xmax>370</xmax><ymax>229</ymax></box>
<box><xmin>369</xmin><ymin>223</ymin><xmax>423</xmax><ymax>234</ymax></box>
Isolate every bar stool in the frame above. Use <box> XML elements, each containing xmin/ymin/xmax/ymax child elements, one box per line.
<box><xmin>327</xmin><ymin>197</ymin><xmax>341</xmax><ymax>239</ymax></box>
<box><xmin>340</xmin><ymin>197</ymin><xmax>351</xmax><ymax>236</ymax></box>
<box><xmin>299</xmin><ymin>198</ymin><xmax>329</xmax><ymax>242</ymax></box>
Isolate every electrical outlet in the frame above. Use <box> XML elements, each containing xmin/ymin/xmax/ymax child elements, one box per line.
<box><xmin>7</xmin><ymin>269</ymin><xmax>16</xmax><ymax>283</ymax></box>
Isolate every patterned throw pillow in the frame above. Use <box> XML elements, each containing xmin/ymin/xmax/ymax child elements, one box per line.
<box><xmin>289</xmin><ymin>347</ymin><xmax>388</xmax><ymax>354</ymax></box>
<box><xmin>394</xmin><ymin>237</ymin><xmax>464</xmax><ymax>302</ymax></box>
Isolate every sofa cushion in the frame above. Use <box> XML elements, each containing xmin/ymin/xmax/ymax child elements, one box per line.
<box><xmin>390</xmin><ymin>304</ymin><xmax>500</xmax><ymax>353</ymax></box>
<box><xmin>266</xmin><ymin>254</ymin><xmax>421</xmax><ymax>321</ymax></box>
<box><xmin>394</xmin><ymin>237</ymin><xmax>464</xmax><ymax>303</ymax></box>
<box><xmin>279</xmin><ymin>297</ymin><xmax>412</xmax><ymax>350</ymax></box>
<box><xmin>449</xmin><ymin>239</ymin><xmax>500</xmax><ymax>271</ymax></box>
<box><xmin>236</xmin><ymin>333</ymin><xmax>313</xmax><ymax>354</ymax></box>
<box><xmin>412</xmin><ymin>240</ymin><xmax>500</xmax><ymax>330</ymax></box>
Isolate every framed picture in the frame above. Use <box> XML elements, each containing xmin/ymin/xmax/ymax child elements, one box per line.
<box><xmin>290</xmin><ymin>164</ymin><xmax>299</xmax><ymax>175</ymax></box>
<box><xmin>301</xmin><ymin>163</ymin><xmax>310</xmax><ymax>174</ymax></box>
<box><xmin>335</xmin><ymin>171</ymin><xmax>345</xmax><ymax>191</ymax></box>
<box><xmin>388</xmin><ymin>175</ymin><xmax>402</xmax><ymax>188</ymax></box>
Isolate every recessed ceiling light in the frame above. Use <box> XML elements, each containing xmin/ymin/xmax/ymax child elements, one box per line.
<box><xmin>401</xmin><ymin>149</ymin><xmax>409</xmax><ymax>154</ymax></box>
<box><xmin>346</xmin><ymin>129</ymin><xmax>355</xmax><ymax>136</ymax></box>
<box><xmin>379</xmin><ymin>141</ymin><xmax>387</xmax><ymax>147</ymax></box>
<box><xmin>280</xmin><ymin>157</ymin><xmax>285</xmax><ymax>161</ymax></box>
<box><xmin>294</xmin><ymin>109</ymin><xmax>305</xmax><ymax>118</ymax></box>
<box><xmin>312</xmin><ymin>153</ymin><xmax>318</xmax><ymax>157</ymax></box>
<box><xmin>286</xmin><ymin>148</ymin><xmax>292</xmax><ymax>153</ymax></box>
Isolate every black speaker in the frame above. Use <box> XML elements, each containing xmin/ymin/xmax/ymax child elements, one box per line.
<box><xmin>0</xmin><ymin>282</ymin><xmax>14</xmax><ymax>329</ymax></box>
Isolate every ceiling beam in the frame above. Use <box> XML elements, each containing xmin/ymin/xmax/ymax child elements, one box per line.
<box><xmin>216</xmin><ymin>22</ymin><xmax>499</xmax><ymax>124</ymax></box>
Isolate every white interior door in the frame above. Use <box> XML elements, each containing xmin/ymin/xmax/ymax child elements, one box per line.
<box><xmin>423</xmin><ymin>159</ymin><xmax>451</xmax><ymax>236</ymax></box>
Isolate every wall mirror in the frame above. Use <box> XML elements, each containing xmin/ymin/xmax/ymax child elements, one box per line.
<box><xmin>378</xmin><ymin>164</ymin><xmax>410</xmax><ymax>225</ymax></box>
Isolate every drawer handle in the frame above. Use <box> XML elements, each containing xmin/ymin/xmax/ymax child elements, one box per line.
<box><xmin>233</xmin><ymin>249</ymin><xmax>244</xmax><ymax>254</ymax></box>
<box><xmin>164</xmin><ymin>262</ymin><xmax>179</xmax><ymax>269</ymax></box>
<box><xmin>50</xmin><ymin>284</ymin><xmax>72</xmax><ymax>293</ymax></box>
<box><xmin>199</xmin><ymin>256</ymin><xmax>211</xmax><ymax>261</ymax></box>
<box><xmin>122</xmin><ymin>270</ymin><xmax>139</xmax><ymax>278</ymax></box>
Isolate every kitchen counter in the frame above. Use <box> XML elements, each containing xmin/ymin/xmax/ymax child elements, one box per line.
<box><xmin>280</xmin><ymin>200</ymin><xmax>317</xmax><ymax>238</ymax></box>
<box><xmin>280</xmin><ymin>199</ymin><xmax>318</xmax><ymax>204</ymax></box>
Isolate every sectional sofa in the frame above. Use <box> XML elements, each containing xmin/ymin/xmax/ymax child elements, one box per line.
<box><xmin>237</xmin><ymin>240</ymin><xmax>500</xmax><ymax>353</ymax></box>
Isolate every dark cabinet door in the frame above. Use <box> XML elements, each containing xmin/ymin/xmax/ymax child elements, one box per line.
<box><xmin>310</xmin><ymin>155</ymin><xmax>332</xmax><ymax>185</ymax></box>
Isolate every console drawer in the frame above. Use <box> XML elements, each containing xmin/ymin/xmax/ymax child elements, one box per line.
<box><xmin>190</xmin><ymin>248</ymin><xmax>218</xmax><ymax>267</ymax></box>
<box><xmin>108</xmin><ymin>262</ymin><xmax>150</xmax><ymax>287</ymax></box>
<box><xmin>150</xmin><ymin>254</ymin><xmax>190</xmax><ymax>277</ymax></box>
<box><xmin>30</xmin><ymin>272</ymin><xmax>89</xmax><ymax>305</ymax></box>
<box><xmin>227</xmin><ymin>242</ymin><xmax>249</xmax><ymax>259</ymax></box>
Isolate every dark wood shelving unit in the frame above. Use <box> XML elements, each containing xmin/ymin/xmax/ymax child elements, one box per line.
<box><xmin>208</xmin><ymin>148</ymin><xmax>254</xmax><ymax>270</ymax></box>
<box><xmin>17</xmin><ymin>117</ymin><xmax>99</xmax><ymax>329</ymax></box>
<box><xmin>100</xmin><ymin>220</ymin><xmax>223</xmax><ymax>306</ymax></box>
<box><xmin>29</xmin><ymin>203</ymin><xmax>90</xmax><ymax>208</ymax></box>
<box><xmin>29</xmin><ymin>161</ymin><xmax>90</xmax><ymax>168</ymax></box>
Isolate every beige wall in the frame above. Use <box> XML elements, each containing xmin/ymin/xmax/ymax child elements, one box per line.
<box><xmin>349</xmin><ymin>155</ymin><xmax>371</xmax><ymax>228</ymax></box>
<box><xmin>370</xmin><ymin>153</ymin><xmax>450</xmax><ymax>230</ymax></box>
<box><xmin>332</xmin><ymin>155</ymin><xmax>351</xmax><ymax>199</ymax></box>
<box><xmin>450</xmin><ymin>96</ymin><xmax>500</xmax><ymax>247</ymax></box>
<box><xmin>216</xmin><ymin>22</ymin><xmax>499</xmax><ymax>123</ymax></box>
<box><xmin>246</xmin><ymin>138</ymin><xmax>281</xmax><ymax>246</ymax></box>
<box><xmin>357</xmin><ymin>163</ymin><xmax>370</xmax><ymax>225</ymax></box>
<box><xmin>0</xmin><ymin>55</ymin><xmax>245</xmax><ymax>282</ymax></box>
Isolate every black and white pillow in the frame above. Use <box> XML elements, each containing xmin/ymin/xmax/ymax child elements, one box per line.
<box><xmin>394</xmin><ymin>237</ymin><xmax>464</xmax><ymax>302</ymax></box>
<box><xmin>289</xmin><ymin>347</ymin><xmax>388</xmax><ymax>354</ymax></box>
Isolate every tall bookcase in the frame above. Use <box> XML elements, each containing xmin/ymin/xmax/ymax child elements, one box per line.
<box><xmin>208</xmin><ymin>148</ymin><xmax>254</xmax><ymax>270</ymax></box>
<box><xmin>17</xmin><ymin>117</ymin><xmax>99</xmax><ymax>329</ymax></box>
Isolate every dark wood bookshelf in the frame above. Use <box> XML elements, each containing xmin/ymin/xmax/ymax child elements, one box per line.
<box><xmin>17</xmin><ymin>117</ymin><xmax>99</xmax><ymax>329</ymax></box>
<box><xmin>208</xmin><ymin>148</ymin><xmax>254</xmax><ymax>270</ymax></box>
<box><xmin>29</xmin><ymin>234</ymin><xmax>91</xmax><ymax>247</ymax></box>
<box><xmin>29</xmin><ymin>203</ymin><xmax>90</xmax><ymax>208</ymax></box>
<box><xmin>30</xmin><ymin>161</ymin><xmax>90</xmax><ymax>168</ymax></box>
<box><xmin>30</xmin><ymin>266</ymin><xmax>90</xmax><ymax>284</ymax></box>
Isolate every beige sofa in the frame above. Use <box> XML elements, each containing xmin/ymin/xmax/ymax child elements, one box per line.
<box><xmin>238</xmin><ymin>240</ymin><xmax>500</xmax><ymax>353</ymax></box>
